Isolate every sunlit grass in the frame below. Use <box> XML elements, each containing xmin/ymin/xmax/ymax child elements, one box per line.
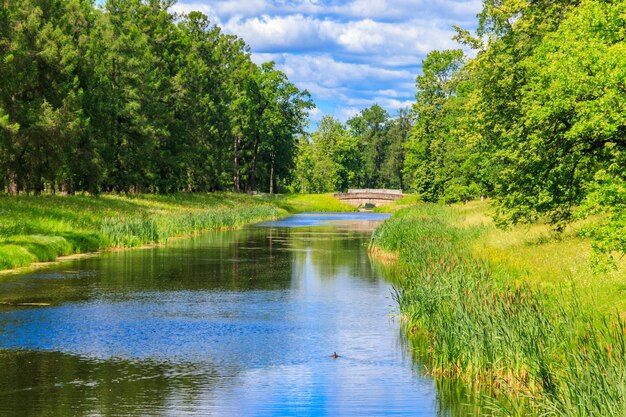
<box><xmin>373</xmin><ymin>193</ymin><xmax>422</xmax><ymax>213</ymax></box>
<box><xmin>370</xmin><ymin>202</ymin><xmax>626</xmax><ymax>416</ymax></box>
<box><xmin>265</xmin><ymin>193</ymin><xmax>357</xmax><ymax>213</ymax></box>
<box><xmin>447</xmin><ymin>201</ymin><xmax>626</xmax><ymax>314</ymax></box>
<box><xmin>0</xmin><ymin>193</ymin><xmax>284</xmax><ymax>272</ymax></box>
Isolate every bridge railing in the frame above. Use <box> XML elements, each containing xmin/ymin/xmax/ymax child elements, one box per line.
<box><xmin>346</xmin><ymin>189</ymin><xmax>403</xmax><ymax>195</ymax></box>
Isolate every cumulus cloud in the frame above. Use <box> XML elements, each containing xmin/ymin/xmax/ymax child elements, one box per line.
<box><xmin>224</xmin><ymin>15</ymin><xmax>458</xmax><ymax>59</ymax></box>
<box><xmin>224</xmin><ymin>14</ymin><xmax>327</xmax><ymax>51</ymax></box>
<box><xmin>174</xmin><ymin>0</ymin><xmax>482</xmax><ymax>121</ymax></box>
<box><xmin>337</xmin><ymin>107</ymin><xmax>361</xmax><ymax>122</ymax></box>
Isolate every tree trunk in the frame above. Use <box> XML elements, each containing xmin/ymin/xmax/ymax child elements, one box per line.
<box><xmin>61</xmin><ymin>179</ymin><xmax>75</xmax><ymax>195</ymax></box>
<box><xmin>7</xmin><ymin>168</ymin><xmax>17</xmax><ymax>195</ymax></box>
<box><xmin>233</xmin><ymin>133</ymin><xmax>240</xmax><ymax>192</ymax></box>
<box><xmin>248</xmin><ymin>132</ymin><xmax>260</xmax><ymax>193</ymax></box>
<box><xmin>34</xmin><ymin>179</ymin><xmax>44</xmax><ymax>195</ymax></box>
<box><xmin>186</xmin><ymin>168</ymin><xmax>194</xmax><ymax>192</ymax></box>
<box><xmin>269</xmin><ymin>151</ymin><xmax>275</xmax><ymax>195</ymax></box>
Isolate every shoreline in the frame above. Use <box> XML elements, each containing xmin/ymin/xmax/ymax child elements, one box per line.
<box><xmin>0</xmin><ymin>251</ymin><xmax>104</xmax><ymax>277</ymax></box>
<box><xmin>368</xmin><ymin>202</ymin><xmax>626</xmax><ymax>415</ymax></box>
<box><xmin>0</xmin><ymin>193</ymin><xmax>365</xmax><ymax>277</ymax></box>
<box><xmin>0</xmin><ymin>222</ymin><xmax>282</xmax><ymax>278</ymax></box>
<box><xmin>0</xmin><ymin>193</ymin><xmax>287</xmax><ymax>277</ymax></box>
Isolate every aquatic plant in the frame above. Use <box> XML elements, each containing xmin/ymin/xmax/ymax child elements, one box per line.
<box><xmin>0</xmin><ymin>193</ymin><xmax>283</xmax><ymax>271</ymax></box>
<box><xmin>370</xmin><ymin>204</ymin><xmax>626</xmax><ymax>416</ymax></box>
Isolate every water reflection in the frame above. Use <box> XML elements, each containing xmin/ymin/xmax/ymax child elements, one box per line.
<box><xmin>0</xmin><ymin>213</ymin><xmax>480</xmax><ymax>416</ymax></box>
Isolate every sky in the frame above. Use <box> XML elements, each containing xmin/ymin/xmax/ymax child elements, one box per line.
<box><xmin>170</xmin><ymin>0</ymin><xmax>483</xmax><ymax>125</ymax></box>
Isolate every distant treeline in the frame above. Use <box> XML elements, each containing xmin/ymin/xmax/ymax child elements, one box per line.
<box><xmin>0</xmin><ymin>0</ymin><xmax>312</xmax><ymax>195</ymax></box>
<box><xmin>294</xmin><ymin>105</ymin><xmax>411</xmax><ymax>194</ymax></box>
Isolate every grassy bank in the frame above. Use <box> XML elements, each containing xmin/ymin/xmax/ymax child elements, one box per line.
<box><xmin>265</xmin><ymin>193</ymin><xmax>358</xmax><ymax>213</ymax></box>
<box><xmin>370</xmin><ymin>203</ymin><xmax>626</xmax><ymax>416</ymax></box>
<box><xmin>0</xmin><ymin>193</ymin><xmax>284</xmax><ymax>272</ymax></box>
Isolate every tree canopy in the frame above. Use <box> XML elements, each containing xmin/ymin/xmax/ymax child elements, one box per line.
<box><xmin>295</xmin><ymin>107</ymin><xmax>412</xmax><ymax>193</ymax></box>
<box><xmin>0</xmin><ymin>0</ymin><xmax>313</xmax><ymax>195</ymax></box>
<box><xmin>403</xmin><ymin>0</ymin><xmax>626</xmax><ymax>267</ymax></box>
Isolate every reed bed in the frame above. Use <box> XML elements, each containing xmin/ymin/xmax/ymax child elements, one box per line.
<box><xmin>0</xmin><ymin>193</ymin><xmax>283</xmax><ymax>271</ymax></box>
<box><xmin>370</xmin><ymin>204</ymin><xmax>626</xmax><ymax>416</ymax></box>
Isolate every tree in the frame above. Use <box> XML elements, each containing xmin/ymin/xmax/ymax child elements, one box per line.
<box><xmin>382</xmin><ymin>108</ymin><xmax>412</xmax><ymax>190</ymax></box>
<box><xmin>0</xmin><ymin>0</ymin><xmax>92</xmax><ymax>194</ymax></box>
<box><xmin>260</xmin><ymin>72</ymin><xmax>313</xmax><ymax>194</ymax></box>
<box><xmin>0</xmin><ymin>1</ymin><xmax>311</xmax><ymax>195</ymax></box>
<box><xmin>404</xmin><ymin>49</ymin><xmax>468</xmax><ymax>201</ymax></box>
<box><xmin>295</xmin><ymin>116</ymin><xmax>357</xmax><ymax>193</ymax></box>
<box><xmin>347</xmin><ymin>104</ymin><xmax>390</xmax><ymax>188</ymax></box>
<box><xmin>87</xmin><ymin>0</ymin><xmax>179</xmax><ymax>193</ymax></box>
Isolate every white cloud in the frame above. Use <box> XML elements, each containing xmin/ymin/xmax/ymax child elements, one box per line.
<box><xmin>170</xmin><ymin>2</ymin><xmax>221</xmax><ymax>23</ymax></box>
<box><xmin>372</xmin><ymin>97</ymin><xmax>415</xmax><ymax>110</ymax></box>
<box><xmin>375</xmin><ymin>89</ymin><xmax>402</xmax><ymax>98</ymax></box>
<box><xmin>308</xmin><ymin>107</ymin><xmax>323</xmax><ymax>122</ymax></box>
<box><xmin>337</xmin><ymin>107</ymin><xmax>361</xmax><ymax>121</ymax></box>
<box><xmin>328</xmin><ymin>18</ymin><xmax>458</xmax><ymax>55</ymax></box>
<box><xmin>280</xmin><ymin>54</ymin><xmax>413</xmax><ymax>87</ymax></box>
<box><xmin>173</xmin><ymin>0</ymin><xmax>482</xmax><ymax>121</ymax></box>
<box><xmin>224</xmin><ymin>14</ymin><xmax>326</xmax><ymax>51</ymax></box>
<box><xmin>224</xmin><ymin>14</ymin><xmax>458</xmax><ymax>60</ymax></box>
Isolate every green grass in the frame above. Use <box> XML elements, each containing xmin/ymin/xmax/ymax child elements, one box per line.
<box><xmin>373</xmin><ymin>193</ymin><xmax>422</xmax><ymax>213</ymax></box>
<box><xmin>262</xmin><ymin>193</ymin><xmax>357</xmax><ymax>213</ymax></box>
<box><xmin>0</xmin><ymin>193</ymin><xmax>284</xmax><ymax>272</ymax></box>
<box><xmin>445</xmin><ymin>201</ymin><xmax>626</xmax><ymax>314</ymax></box>
<box><xmin>370</xmin><ymin>203</ymin><xmax>626</xmax><ymax>416</ymax></box>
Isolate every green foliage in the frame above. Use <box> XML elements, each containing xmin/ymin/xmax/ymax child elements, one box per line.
<box><xmin>347</xmin><ymin>104</ymin><xmax>391</xmax><ymax>188</ymax></box>
<box><xmin>400</xmin><ymin>0</ymin><xmax>626</xmax><ymax>264</ymax></box>
<box><xmin>294</xmin><ymin>116</ymin><xmax>357</xmax><ymax>193</ymax></box>
<box><xmin>577</xmin><ymin>165</ymin><xmax>626</xmax><ymax>271</ymax></box>
<box><xmin>0</xmin><ymin>0</ymin><xmax>312</xmax><ymax>195</ymax></box>
<box><xmin>296</xmin><ymin>107</ymin><xmax>412</xmax><ymax>193</ymax></box>
<box><xmin>381</xmin><ymin>108</ymin><xmax>411</xmax><ymax>190</ymax></box>
<box><xmin>404</xmin><ymin>49</ymin><xmax>486</xmax><ymax>203</ymax></box>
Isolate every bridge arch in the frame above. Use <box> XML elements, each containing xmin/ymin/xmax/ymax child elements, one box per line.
<box><xmin>334</xmin><ymin>189</ymin><xmax>403</xmax><ymax>208</ymax></box>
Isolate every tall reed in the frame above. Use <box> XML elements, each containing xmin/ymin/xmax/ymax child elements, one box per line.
<box><xmin>0</xmin><ymin>193</ymin><xmax>283</xmax><ymax>271</ymax></box>
<box><xmin>370</xmin><ymin>205</ymin><xmax>626</xmax><ymax>416</ymax></box>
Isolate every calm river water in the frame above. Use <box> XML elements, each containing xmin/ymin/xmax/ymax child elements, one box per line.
<box><xmin>0</xmin><ymin>213</ymin><xmax>477</xmax><ymax>416</ymax></box>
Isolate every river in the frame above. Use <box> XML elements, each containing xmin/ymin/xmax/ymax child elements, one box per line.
<box><xmin>0</xmin><ymin>213</ymin><xmax>476</xmax><ymax>416</ymax></box>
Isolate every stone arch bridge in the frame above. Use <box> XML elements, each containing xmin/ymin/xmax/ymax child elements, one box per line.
<box><xmin>334</xmin><ymin>189</ymin><xmax>403</xmax><ymax>208</ymax></box>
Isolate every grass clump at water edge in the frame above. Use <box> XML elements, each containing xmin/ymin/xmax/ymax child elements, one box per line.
<box><xmin>0</xmin><ymin>193</ymin><xmax>284</xmax><ymax>272</ymax></box>
<box><xmin>369</xmin><ymin>204</ymin><xmax>626</xmax><ymax>416</ymax></box>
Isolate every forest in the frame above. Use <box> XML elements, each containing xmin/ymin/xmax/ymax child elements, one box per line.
<box><xmin>0</xmin><ymin>0</ymin><xmax>313</xmax><ymax>195</ymax></box>
<box><xmin>294</xmin><ymin>106</ymin><xmax>411</xmax><ymax>193</ymax></box>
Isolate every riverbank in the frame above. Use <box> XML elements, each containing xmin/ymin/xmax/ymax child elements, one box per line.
<box><xmin>370</xmin><ymin>202</ymin><xmax>626</xmax><ymax>416</ymax></box>
<box><xmin>0</xmin><ymin>192</ymin><xmax>361</xmax><ymax>275</ymax></box>
<box><xmin>264</xmin><ymin>193</ymin><xmax>358</xmax><ymax>213</ymax></box>
<box><xmin>0</xmin><ymin>193</ymin><xmax>286</xmax><ymax>273</ymax></box>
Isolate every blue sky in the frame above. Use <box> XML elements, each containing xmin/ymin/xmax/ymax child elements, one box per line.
<box><xmin>171</xmin><ymin>0</ymin><xmax>483</xmax><ymax>124</ymax></box>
